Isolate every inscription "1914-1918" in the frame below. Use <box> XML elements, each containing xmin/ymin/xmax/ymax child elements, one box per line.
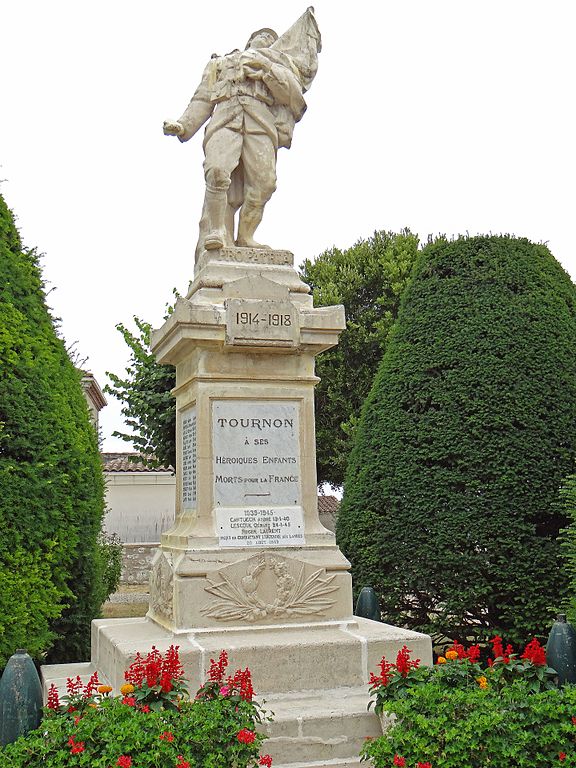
<box><xmin>225</xmin><ymin>298</ymin><xmax>297</xmax><ymax>346</ymax></box>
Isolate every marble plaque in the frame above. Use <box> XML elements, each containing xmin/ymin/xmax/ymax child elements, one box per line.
<box><xmin>212</xmin><ymin>400</ymin><xmax>301</xmax><ymax>507</ymax></box>
<box><xmin>181</xmin><ymin>407</ymin><xmax>197</xmax><ymax>508</ymax></box>
<box><xmin>216</xmin><ymin>506</ymin><xmax>305</xmax><ymax>548</ymax></box>
<box><xmin>225</xmin><ymin>299</ymin><xmax>297</xmax><ymax>347</ymax></box>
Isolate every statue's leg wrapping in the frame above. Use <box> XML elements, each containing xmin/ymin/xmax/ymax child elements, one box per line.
<box><xmin>201</xmin><ymin>129</ymin><xmax>242</xmax><ymax>252</ymax></box>
<box><xmin>236</xmin><ymin>133</ymin><xmax>277</xmax><ymax>249</ymax></box>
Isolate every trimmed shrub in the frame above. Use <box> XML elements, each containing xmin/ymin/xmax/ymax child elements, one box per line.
<box><xmin>338</xmin><ymin>235</ymin><xmax>576</xmax><ymax>643</ymax></box>
<box><xmin>0</xmin><ymin>193</ymin><xmax>106</xmax><ymax>664</ymax></box>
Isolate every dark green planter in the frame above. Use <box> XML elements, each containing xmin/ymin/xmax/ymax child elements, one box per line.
<box><xmin>0</xmin><ymin>650</ymin><xmax>43</xmax><ymax>745</ymax></box>
<box><xmin>355</xmin><ymin>586</ymin><xmax>381</xmax><ymax>621</ymax></box>
<box><xmin>546</xmin><ymin>614</ymin><xmax>576</xmax><ymax>686</ymax></box>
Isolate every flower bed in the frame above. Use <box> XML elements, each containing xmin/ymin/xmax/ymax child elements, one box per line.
<box><xmin>363</xmin><ymin>637</ymin><xmax>576</xmax><ymax>768</ymax></box>
<box><xmin>0</xmin><ymin>647</ymin><xmax>273</xmax><ymax>768</ymax></box>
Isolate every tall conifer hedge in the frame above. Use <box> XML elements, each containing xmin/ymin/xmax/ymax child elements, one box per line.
<box><xmin>338</xmin><ymin>235</ymin><xmax>576</xmax><ymax>643</ymax></box>
<box><xmin>0</xmin><ymin>193</ymin><xmax>106</xmax><ymax>664</ymax></box>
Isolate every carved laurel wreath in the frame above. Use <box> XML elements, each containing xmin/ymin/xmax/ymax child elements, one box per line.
<box><xmin>201</xmin><ymin>555</ymin><xmax>338</xmax><ymax>622</ymax></box>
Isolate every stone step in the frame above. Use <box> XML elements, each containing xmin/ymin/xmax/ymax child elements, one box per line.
<box><xmin>273</xmin><ymin>761</ymin><xmax>362</xmax><ymax>768</ymax></box>
<box><xmin>40</xmin><ymin>662</ymin><xmax>112</xmax><ymax>699</ymax></box>
<box><xmin>261</xmin><ymin>686</ymin><xmax>381</xmax><ymax>766</ymax></box>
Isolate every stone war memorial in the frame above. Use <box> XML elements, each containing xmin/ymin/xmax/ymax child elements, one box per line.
<box><xmin>43</xmin><ymin>8</ymin><xmax>431</xmax><ymax>766</ymax></box>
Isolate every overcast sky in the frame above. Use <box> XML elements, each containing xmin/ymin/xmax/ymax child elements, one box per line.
<box><xmin>1</xmin><ymin>0</ymin><xmax>574</xmax><ymax>451</ymax></box>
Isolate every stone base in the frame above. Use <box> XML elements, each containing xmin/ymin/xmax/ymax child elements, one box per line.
<box><xmin>42</xmin><ymin>616</ymin><xmax>431</xmax><ymax>767</ymax></box>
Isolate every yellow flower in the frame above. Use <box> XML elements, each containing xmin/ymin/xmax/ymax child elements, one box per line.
<box><xmin>476</xmin><ymin>676</ymin><xmax>488</xmax><ymax>689</ymax></box>
<box><xmin>97</xmin><ymin>685</ymin><xmax>113</xmax><ymax>694</ymax></box>
<box><xmin>445</xmin><ymin>650</ymin><xmax>458</xmax><ymax>661</ymax></box>
<box><xmin>436</xmin><ymin>656</ymin><xmax>447</xmax><ymax>665</ymax></box>
<box><xmin>120</xmin><ymin>683</ymin><xmax>135</xmax><ymax>695</ymax></box>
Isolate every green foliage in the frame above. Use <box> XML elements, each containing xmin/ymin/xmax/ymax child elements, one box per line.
<box><xmin>300</xmin><ymin>229</ymin><xmax>419</xmax><ymax>487</ymax></box>
<box><xmin>363</xmin><ymin>681</ymin><xmax>576</xmax><ymax>768</ymax></box>
<box><xmin>368</xmin><ymin>637</ymin><xmax>556</xmax><ymax>719</ymax></box>
<box><xmin>94</xmin><ymin>532</ymin><xmax>123</xmax><ymax>607</ymax></box>
<box><xmin>105</xmin><ymin>317</ymin><xmax>176</xmax><ymax>470</ymax></box>
<box><xmin>338</xmin><ymin>235</ymin><xmax>576</xmax><ymax>644</ymax></box>
<box><xmin>0</xmin><ymin>193</ymin><xmax>107</xmax><ymax>664</ymax></box>
<box><xmin>561</xmin><ymin>472</ymin><xmax>576</xmax><ymax>624</ymax></box>
<box><xmin>0</xmin><ymin>547</ymin><xmax>69</xmax><ymax>665</ymax></box>
<box><xmin>0</xmin><ymin>697</ymin><xmax>269</xmax><ymax>768</ymax></box>
<box><xmin>1</xmin><ymin>647</ymin><xmax>272</xmax><ymax>768</ymax></box>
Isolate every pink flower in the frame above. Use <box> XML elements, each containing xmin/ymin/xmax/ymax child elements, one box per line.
<box><xmin>219</xmin><ymin>685</ymin><xmax>231</xmax><ymax>696</ymax></box>
<box><xmin>237</xmin><ymin>728</ymin><xmax>256</xmax><ymax>744</ymax></box>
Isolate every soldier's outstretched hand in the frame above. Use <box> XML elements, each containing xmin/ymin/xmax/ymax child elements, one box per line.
<box><xmin>163</xmin><ymin>120</ymin><xmax>184</xmax><ymax>137</ymax></box>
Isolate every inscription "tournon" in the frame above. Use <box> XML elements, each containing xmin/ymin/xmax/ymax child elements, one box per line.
<box><xmin>216</xmin><ymin>417</ymin><xmax>294</xmax><ymax>430</ymax></box>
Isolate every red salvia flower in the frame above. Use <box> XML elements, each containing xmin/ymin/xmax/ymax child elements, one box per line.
<box><xmin>46</xmin><ymin>684</ymin><xmax>60</xmax><ymax>711</ymax></box>
<box><xmin>82</xmin><ymin>670</ymin><xmax>101</xmax><ymax>698</ymax></box>
<box><xmin>466</xmin><ymin>644</ymin><xmax>481</xmax><ymax>663</ymax></box>
<box><xmin>237</xmin><ymin>728</ymin><xmax>256</xmax><ymax>744</ymax></box>
<box><xmin>396</xmin><ymin>646</ymin><xmax>420</xmax><ymax>677</ymax></box>
<box><xmin>521</xmin><ymin>638</ymin><xmax>547</xmax><ymax>666</ymax></box>
<box><xmin>208</xmin><ymin>650</ymin><xmax>229</xmax><ymax>682</ymax></box>
<box><xmin>490</xmin><ymin>635</ymin><xmax>504</xmax><ymax>660</ymax></box>
<box><xmin>66</xmin><ymin>676</ymin><xmax>83</xmax><ymax>696</ymax></box>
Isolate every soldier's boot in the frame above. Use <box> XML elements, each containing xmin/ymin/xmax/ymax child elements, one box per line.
<box><xmin>204</xmin><ymin>186</ymin><xmax>230</xmax><ymax>250</ymax></box>
<box><xmin>236</xmin><ymin>200</ymin><xmax>271</xmax><ymax>249</ymax></box>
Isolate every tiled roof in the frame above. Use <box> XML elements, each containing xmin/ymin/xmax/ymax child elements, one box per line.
<box><xmin>318</xmin><ymin>495</ymin><xmax>340</xmax><ymax>513</ymax></box>
<box><xmin>102</xmin><ymin>453</ymin><xmax>173</xmax><ymax>473</ymax></box>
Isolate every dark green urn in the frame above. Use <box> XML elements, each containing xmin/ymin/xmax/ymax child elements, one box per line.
<box><xmin>0</xmin><ymin>649</ymin><xmax>43</xmax><ymax>745</ymax></box>
<box><xmin>355</xmin><ymin>586</ymin><xmax>381</xmax><ymax>621</ymax></box>
<box><xmin>546</xmin><ymin>614</ymin><xmax>576</xmax><ymax>686</ymax></box>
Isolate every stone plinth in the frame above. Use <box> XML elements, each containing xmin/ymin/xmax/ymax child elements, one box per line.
<box><xmin>146</xmin><ymin>248</ymin><xmax>351</xmax><ymax>635</ymax></box>
<box><xmin>42</xmin><ymin>246</ymin><xmax>432</xmax><ymax>768</ymax></box>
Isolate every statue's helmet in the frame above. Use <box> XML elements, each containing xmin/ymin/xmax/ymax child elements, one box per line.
<box><xmin>246</xmin><ymin>28</ymin><xmax>278</xmax><ymax>48</ymax></box>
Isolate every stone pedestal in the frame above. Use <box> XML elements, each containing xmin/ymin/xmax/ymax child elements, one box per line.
<box><xmin>42</xmin><ymin>247</ymin><xmax>432</xmax><ymax>768</ymax></box>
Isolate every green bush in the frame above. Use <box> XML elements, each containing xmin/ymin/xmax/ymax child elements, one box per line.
<box><xmin>561</xmin><ymin>472</ymin><xmax>576</xmax><ymax>624</ymax></box>
<box><xmin>0</xmin><ymin>547</ymin><xmax>69</xmax><ymax>663</ymax></box>
<box><xmin>363</xmin><ymin>682</ymin><xmax>576</xmax><ymax>768</ymax></box>
<box><xmin>338</xmin><ymin>235</ymin><xmax>576</xmax><ymax>644</ymax></box>
<box><xmin>0</xmin><ymin>193</ymin><xmax>107</xmax><ymax>664</ymax></box>
<box><xmin>365</xmin><ymin>639</ymin><xmax>574</xmax><ymax>767</ymax></box>
<box><xmin>0</xmin><ymin>648</ymin><xmax>272</xmax><ymax>768</ymax></box>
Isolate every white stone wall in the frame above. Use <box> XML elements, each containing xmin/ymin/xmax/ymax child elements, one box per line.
<box><xmin>103</xmin><ymin>472</ymin><xmax>176</xmax><ymax>543</ymax></box>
